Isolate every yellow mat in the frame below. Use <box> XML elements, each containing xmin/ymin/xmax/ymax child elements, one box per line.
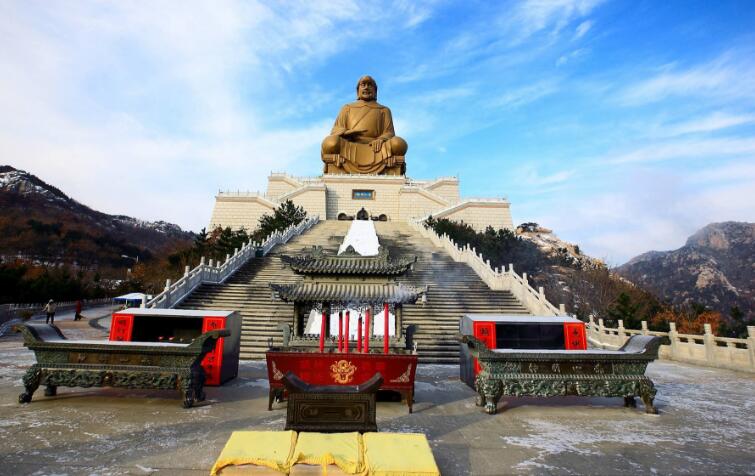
<box><xmin>290</xmin><ymin>432</ymin><xmax>364</xmax><ymax>475</ymax></box>
<box><xmin>211</xmin><ymin>432</ymin><xmax>440</xmax><ymax>476</ymax></box>
<box><xmin>210</xmin><ymin>430</ymin><xmax>297</xmax><ymax>476</ymax></box>
<box><xmin>363</xmin><ymin>433</ymin><xmax>440</xmax><ymax>476</ymax></box>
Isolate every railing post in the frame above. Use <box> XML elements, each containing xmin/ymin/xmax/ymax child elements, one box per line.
<box><xmin>747</xmin><ymin>326</ymin><xmax>755</xmax><ymax>370</ymax></box>
<box><xmin>184</xmin><ymin>266</ymin><xmax>190</xmax><ymax>277</ymax></box>
<box><xmin>598</xmin><ymin>318</ymin><xmax>605</xmax><ymax>338</ymax></box>
<box><xmin>641</xmin><ymin>321</ymin><xmax>649</xmax><ymax>336</ymax></box>
<box><xmin>618</xmin><ymin>319</ymin><xmax>626</xmax><ymax>342</ymax></box>
<box><xmin>668</xmin><ymin>322</ymin><xmax>679</xmax><ymax>360</ymax></box>
<box><xmin>164</xmin><ymin>279</ymin><xmax>172</xmax><ymax>307</ymax></box>
<box><xmin>703</xmin><ymin>323</ymin><xmax>716</xmax><ymax>364</ymax></box>
<box><xmin>522</xmin><ymin>272</ymin><xmax>528</xmax><ymax>282</ymax></box>
<box><xmin>559</xmin><ymin>303</ymin><xmax>566</xmax><ymax>315</ymax></box>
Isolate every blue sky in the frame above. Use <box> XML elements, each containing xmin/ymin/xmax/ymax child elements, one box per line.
<box><xmin>2</xmin><ymin>0</ymin><xmax>754</xmax><ymax>264</ymax></box>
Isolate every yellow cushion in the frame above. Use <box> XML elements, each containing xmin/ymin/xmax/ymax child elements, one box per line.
<box><xmin>291</xmin><ymin>432</ymin><xmax>365</xmax><ymax>475</ymax></box>
<box><xmin>362</xmin><ymin>433</ymin><xmax>440</xmax><ymax>476</ymax></box>
<box><xmin>289</xmin><ymin>464</ymin><xmax>352</xmax><ymax>475</ymax></box>
<box><xmin>210</xmin><ymin>431</ymin><xmax>297</xmax><ymax>476</ymax></box>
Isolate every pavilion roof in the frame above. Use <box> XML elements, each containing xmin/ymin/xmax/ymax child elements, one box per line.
<box><xmin>269</xmin><ymin>282</ymin><xmax>427</xmax><ymax>305</ymax></box>
<box><xmin>280</xmin><ymin>246</ymin><xmax>416</xmax><ymax>276</ymax></box>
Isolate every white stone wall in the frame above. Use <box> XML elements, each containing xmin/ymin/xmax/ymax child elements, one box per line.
<box><xmin>425</xmin><ymin>181</ymin><xmax>460</xmax><ymax>204</ymax></box>
<box><xmin>209</xmin><ymin>195</ymin><xmax>275</xmax><ymax>231</ymax></box>
<box><xmin>288</xmin><ymin>188</ymin><xmax>327</xmax><ymax>219</ymax></box>
<box><xmin>266</xmin><ymin>175</ymin><xmax>300</xmax><ymax>199</ymax></box>
<box><xmin>323</xmin><ymin>175</ymin><xmax>405</xmax><ymax>219</ymax></box>
<box><xmin>442</xmin><ymin>202</ymin><xmax>514</xmax><ymax>231</ymax></box>
<box><xmin>397</xmin><ymin>189</ymin><xmax>449</xmax><ymax>222</ymax></box>
<box><xmin>210</xmin><ymin>173</ymin><xmax>512</xmax><ymax>232</ymax></box>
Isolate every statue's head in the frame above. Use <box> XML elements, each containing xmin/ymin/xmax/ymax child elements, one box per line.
<box><xmin>356</xmin><ymin>75</ymin><xmax>377</xmax><ymax>101</ymax></box>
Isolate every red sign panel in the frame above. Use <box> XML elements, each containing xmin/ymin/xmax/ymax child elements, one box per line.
<box><xmin>109</xmin><ymin>314</ymin><xmax>134</xmax><ymax>341</ymax></box>
<box><xmin>201</xmin><ymin>317</ymin><xmax>226</xmax><ymax>386</ymax></box>
<box><xmin>563</xmin><ymin>322</ymin><xmax>587</xmax><ymax>350</ymax></box>
<box><xmin>473</xmin><ymin>322</ymin><xmax>496</xmax><ymax>375</ymax></box>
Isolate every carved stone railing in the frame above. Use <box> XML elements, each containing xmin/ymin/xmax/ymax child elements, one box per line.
<box><xmin>147</xmin><ymin>216</ymin><xmax>319</xmax><ymax>309</ymax></box>
<box><xmin>586</xmin><ymin>316</ymin><xmax>755</xmax><ymax>373</ymax></box>
<box><xmin>408</xmin><ymin>220</ymin><xmax>563</xmax><ymax>316</ymax></box>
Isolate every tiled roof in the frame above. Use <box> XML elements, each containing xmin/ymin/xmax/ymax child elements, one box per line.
<box><xmin>280</xmin><ymin>246</ymin><xmax>416</xmax><ymax>276</ymax></box>
<box><xmin>269</xmin><ymin>282</ymin><xmax>428</xmax><ymax>304</ymax></box>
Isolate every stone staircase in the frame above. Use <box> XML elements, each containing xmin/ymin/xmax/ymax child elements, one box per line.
<box><xmin>178</xmin><ymin>220</ymin><xmax>531</xmax><ymax>363</ymax></box>
<box><xmin>375</xmin><ymin>222</ymin><xmax>530</xmax><ymax>363</ymax></box>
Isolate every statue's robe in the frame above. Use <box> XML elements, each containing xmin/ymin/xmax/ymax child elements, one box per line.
<box><xmin>325</xmin><ymin>100</ymin><xmax>403</xmax><ymax>174</ymax></box>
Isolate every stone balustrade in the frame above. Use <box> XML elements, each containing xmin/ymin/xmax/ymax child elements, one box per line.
<box><xmin>147</xmin><ymin>216</ymin><xmax>319</xmax><ymax>309</ymax></box>
<box><xmin>586</xmin><ymin>316</ymin><xmax>755</xmax><ymax>373</ymax></box>
<box><xmin>408</xmin><ymin>220</ymin><xmax>563</xmax><ymax>316</ymax></box>
<box><xmin>0</xmin><ymin>298</ymin><xmax>114</xmax><ymax>336</ymax></box>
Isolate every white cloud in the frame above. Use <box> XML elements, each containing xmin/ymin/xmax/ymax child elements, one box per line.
<box><xmin>618</xmin><ymin>52</ymin><xmax>755</xmax><ymax>106</ymax></box>
<box><xmin>0</xmin><ymin>1</ymin><xmax>436</xmax><ymax>231</ymax></box>
<box><xmin>664</xmin><ymin>112</ymin><xmax>755</xmax><ymax>136</ymax></box>
<box><xmin>605</xmin><ymin>137</ymin><xmax>755</xmax><ymax>164</ymax></box>
<box><xmin>515</xmin><ymin>166</ymin><xmax>575</xmax><ymax>187</ymax></box>
<box><xmin>521</xmin><ymin>163</ymin><xmax>755</xmax><ymax>264</ymax></box>
<box><xmin>490</xmin><ymin>80</ymin><xmax>560</xmax><ymax>109</ymax></box>
<box><xmin>508</xmin><ymin>0</ymin><xmax>604</xmax><ymax>42</ymax></box>
<box><xmin>574</xmin><ymin>20</ymin><xmax>593</xmax><ymax>39</ymax></box>
<box><xmin>556</xmin><ymin>48</ymin><xmax>587</xmax><ymax>66</ymax></box>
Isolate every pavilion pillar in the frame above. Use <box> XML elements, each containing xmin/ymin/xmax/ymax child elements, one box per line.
<box><xmin>383</xmin><ymin>303</ymin><xmax>389</xmax><ymax>354</ymax></box>
<box><xmin>293</xmin><ymin>302</ymin><xmax>302</xmax><ymax>336</ymax></box>
<box><xmin>319</xmin><ymin>308</ymin><xmax>326</xmax><ymax>353</ymax></box>
<box><xmin>395</xmin><ymin>305</ymin><xmax>403</xmax><ymax>337</ymax></box>
<box><xmin>364</xmin><ymin>307</ymin><xmax>371</xmax><ymax>353</ymax></box>
<box><xmin>369</xmin><ymin>304</ymin><xmax>375</xmax><ymax>339</ymax></box>
<box><xmin>324</xmin><ymin>302</ymin><xmax>332</xmax><ymax>338</ymax></box>
<box><xmin>338</xmin><ymin>311</ymin><xmax>343</xmax><ymax>352</ymax></box>
<box><xmin>345</xmin><ymin>310</ymin><xmax>350</xmax><ymax>353</ymax></box>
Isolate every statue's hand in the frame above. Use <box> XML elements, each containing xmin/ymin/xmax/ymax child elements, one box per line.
<box><xmin>342</xmin><ymin>128</ymin><xmax>366</xmax><ymax>138</ymax></box>
<box><xmin>370</xmin><ymin>139</ymin><xmax>385</xmax><ymax>153</ymax></box>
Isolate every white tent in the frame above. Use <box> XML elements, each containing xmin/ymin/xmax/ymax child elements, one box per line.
<box><xmin>113</xmin><ymin>292</ymin><xmax>151</xmax><ymax>302</ymax></box>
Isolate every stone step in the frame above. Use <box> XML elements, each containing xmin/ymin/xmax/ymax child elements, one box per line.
<box><xmin>175</xmin><ymin>219</ymin><xmax>535</xmax><ymax>364</ymax></box>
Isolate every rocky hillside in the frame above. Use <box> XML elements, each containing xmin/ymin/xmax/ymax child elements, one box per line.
<box><xmin>0</xmin><ymin>165</ymin><xmax>193</xmax><ymax>267</ymax></box>
<box><xmin>617</xmin><ymin>222</ymin><xmax>754</xmax><ymax>318</ymax></box>
<box><xmin>516</xmin><ymin>222</ymin><xmax>605</xmax><ymax>270</ymax></box>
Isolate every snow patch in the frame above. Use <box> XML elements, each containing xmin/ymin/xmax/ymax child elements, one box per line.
<box><xmin>339</xmin><ymin>220</ymin><xmax>380</xmax><ymax>256</ymax></box>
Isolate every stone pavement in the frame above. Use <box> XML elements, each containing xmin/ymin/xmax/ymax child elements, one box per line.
<box><xmin>0</xmin><ymin>319</ymin><xmax>753</xmax><ymax>475</ymax></box>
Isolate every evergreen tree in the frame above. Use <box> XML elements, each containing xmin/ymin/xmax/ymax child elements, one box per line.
<box><xmin>253</xmin><ymin>200</ymin><xmax>307</xmax><ymax>242</ymax></box>
<box><xmin>606</xmin><ymin>292</ymin><xmax>642</xmax><ymax>328</ymax></box>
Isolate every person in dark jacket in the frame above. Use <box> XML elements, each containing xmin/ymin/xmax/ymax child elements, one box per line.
<box><xmin>74</xmin><ymin>300</ymin><xmax>83</xmax><ymax>321</ymax></box>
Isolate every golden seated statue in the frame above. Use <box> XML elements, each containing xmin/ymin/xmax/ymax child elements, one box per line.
<box><xmin>322</xmin><ymin>75</ymin><xmax>407</xmax><ymax>176</ymax></box>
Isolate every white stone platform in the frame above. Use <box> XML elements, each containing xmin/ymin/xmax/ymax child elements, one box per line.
<box><xmin>210</xmin><ymin>173</ymin><xmax>512</xmax><ymax>232</ymax></box>
<box><xmin>0</xmin><ymin>318</ymin><xmax>753</xmax><ymax>475</ymax></box>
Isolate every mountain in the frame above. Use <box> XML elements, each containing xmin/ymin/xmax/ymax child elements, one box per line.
<box><xmin>516</xmin><ymin>222</ymin><xmax>605</xmax><ymax>271</ymax></box>
<box><xmin>617</xmin><ymin>222</ymin><xmax>754</xmax><ymax>318</ymax></box>
<box><xmin>0</xmin><ymin>165</ymin><xmax>193</xmax><ymax>268</ymax></box>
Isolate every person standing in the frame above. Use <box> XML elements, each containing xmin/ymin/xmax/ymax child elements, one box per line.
<box><xmin>74</xmin><ymin>300</ymin><xmax>82</xmax><ymax>321</ymax></box>
<box><xmin>43</xmin><ymin>299</ymin><xmax>57</xmax><ymax>325</ymax></box>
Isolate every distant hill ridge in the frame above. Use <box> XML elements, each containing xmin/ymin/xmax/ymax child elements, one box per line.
<box><xmin>0</xmin><ymin>165</ymin><xmax>193</xmax><ymax>267</ymax></box>
<box><xmin>618</xmin><ymin>221</ymin><xmax>754</xmax><ymax>318</ymax></box>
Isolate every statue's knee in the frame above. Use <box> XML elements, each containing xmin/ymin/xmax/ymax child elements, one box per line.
<box><xmin>321</xmin><ymin>135</ymin><xmax>340</xmax><ymax>154</ymax></box>
<box><xmin>389</xmin><ymin>136</ymin><xmax>408</xmax><ymax>156</ymax></box>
